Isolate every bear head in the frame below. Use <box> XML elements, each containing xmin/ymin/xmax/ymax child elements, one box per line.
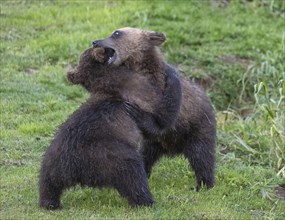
<box><xmin>67</xmin><ymin>47</ymin><xmax>110</xmax><ymax>92</ymax></box>
<box><xmin>92</xmin><ymin>27</ymin><xmax>166</xmax><ymax>67</ymax></box>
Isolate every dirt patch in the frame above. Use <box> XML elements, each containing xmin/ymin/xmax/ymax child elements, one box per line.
<box><xmin>275</xmin><ymin>185</ymin><xmax>285</xmax><ymax>202</ymax></box>
<box><xmin>179</xmin><ymin>65</ymin><xmax>214</xmax><ymax>91</ymax></box>
<box><xmin>0</xmin><ymin>159</ymin><xmax>26</xmax><ymax>166</ymax></box>
<box><xmin>220</xmin><ymin>55</ymin><xmax>252</xmax><ymax>68</ymax></box>
<box><xmin>191</xmin><ymin>77</ymin><xmax>213</xmax><ymax>91</ymax></box>
<box><xmin>25</xmin><ymin>68</ymin><xmax>37</xmax><ymax>75</ymax></box>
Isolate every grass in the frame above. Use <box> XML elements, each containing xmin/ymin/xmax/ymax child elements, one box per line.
<box><xmin>0</xmin><ymin>0</ymin><xmax>284</xmax><ymax>219</ymax></box>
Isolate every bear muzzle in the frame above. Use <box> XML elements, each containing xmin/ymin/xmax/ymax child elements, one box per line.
<box><xmin>92</xmin><ymin>40</ymin><xmax>101</xmax><ymax>47</ymax></box>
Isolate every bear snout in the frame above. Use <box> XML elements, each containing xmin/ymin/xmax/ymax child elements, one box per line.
<box><xmin>92</xmin><ymin>40</ymin><xmax>101</xmax><ymax>47</ymax></box>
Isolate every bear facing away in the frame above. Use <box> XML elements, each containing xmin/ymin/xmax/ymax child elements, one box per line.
<box><xmin>92</xmin><ymin>27</ymin><xmax>216</xmax><ymax>191</ymax></box>
<box><xmin>39</xmin><ymin>46</ymin><xmax>182</xmax><ymax>209</ymax></box>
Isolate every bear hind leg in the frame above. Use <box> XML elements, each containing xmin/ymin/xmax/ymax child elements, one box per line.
<box><xmin>39</xmin><ymin>175</ymin><xmax>64</xmax><ymax>210</ymax></box>
<box><xmin>184</xmin><ymin>136</ymin><xmax>215</xmax><ymax>191</ymax></box>
<box><xmin>140</xmin><ymin>140</ymin><xmax>165</xmax><ymax>178</ymax></box>
<box><xmin>113</xmin><ymin>157</ymin><xmax>154</xmax><ymax>207</ymax></box>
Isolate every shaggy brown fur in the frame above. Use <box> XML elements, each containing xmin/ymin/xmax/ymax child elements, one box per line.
<box><xmin>69</xmin><ymin>47</ymin><xmax>182</xmax><ymax>134</ymax></box>
<box><xmin>39</xmin><ymin>46</ymin><xmax>181</xmax><ymax>209</ymax></box>
<box><xmin>93</xmin><ymin>27</ymin><xmax>216</xmax><ymax>190</ymax></box>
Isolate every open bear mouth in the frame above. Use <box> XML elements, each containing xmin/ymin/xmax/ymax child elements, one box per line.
<box><xmin>104</xmin><ymin>48</ymin><xmax>116</xmax><ymax>65</ymax></box>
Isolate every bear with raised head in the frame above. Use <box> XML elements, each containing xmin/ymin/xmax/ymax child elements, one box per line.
<box><xmin>39</xmin><ymin>45</ymin><xmax>182</xmax><ymax>209</ymax></box>
<box><xmin>92</xmin><ymin>27</ymin><xmax>216</xmax><ymax>191</ymax></box>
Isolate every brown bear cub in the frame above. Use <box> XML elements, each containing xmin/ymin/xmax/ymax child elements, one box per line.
<box><xmin>39</xmin><ymin>46</ymin><xmax>182</xmax><ymax>209</ymax></box>
<box><xmin>93</xmin><ymin>27</ymin><xmax>216</xmax><ymax>191</ymax></box>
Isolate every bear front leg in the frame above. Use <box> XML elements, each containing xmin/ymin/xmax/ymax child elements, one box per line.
<box><xmin>123</xmin><ymin>102</ymin><xmax>162</xmax><ymax>137</ymax></box>
<box><xmin>151</xmin><ymin>64</ymin><xmax>182</xmax><ymax>131</ymax></box>
<box><xmin>124</xmin><ymin>64</ymin><xmax>181</xmax><ymax>137</ymax></box>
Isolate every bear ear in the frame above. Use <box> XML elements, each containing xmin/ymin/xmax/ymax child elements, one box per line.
<box><xmin>146</xmin><ymin>31</ymin><xmax>166</xmax><ymax>46</ymax></box>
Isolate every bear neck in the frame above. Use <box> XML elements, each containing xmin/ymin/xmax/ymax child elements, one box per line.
<box><xmin>126</xmin><ymin>47</ymin><xmax>166</xmax><ymax>88</ymax></box>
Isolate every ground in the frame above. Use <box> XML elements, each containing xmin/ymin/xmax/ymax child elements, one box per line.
<box><xmin>0</xmin><ymin>1</ymin><xmax>284</xmax><ymax>219</ymax></box>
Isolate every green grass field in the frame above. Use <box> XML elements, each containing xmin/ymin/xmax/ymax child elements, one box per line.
<box><xmin>1</xmin><ymin>0</ymin><xmax>284</xmax><ymax>219</ymax></box>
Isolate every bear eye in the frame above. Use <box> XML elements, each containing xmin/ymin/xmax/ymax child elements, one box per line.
<box><xmin>112</xmin><ymin>31</ymin><xmax>121</xmax><ymax>38</ymax></box>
